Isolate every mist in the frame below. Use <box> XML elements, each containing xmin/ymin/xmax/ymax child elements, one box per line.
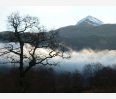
<box><xmin>0</xmin><ymin>43</ymin><xmax>116</xmax><ymax>72</ymax></box>
<box><xmin>53</xmin><ymin>48</ymin><xmax>116</xmax><ymax>72</ymax></box>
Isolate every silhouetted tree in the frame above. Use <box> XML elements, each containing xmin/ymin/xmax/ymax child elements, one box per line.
<box><xmin>91</xmin><ymin>67</ymin><xmax>116</xmax><ymax>87</ymax></box>
<box><xmin>0</xmin><ymin>12</ymin><xmax>70</xmax><ymax>92</ymax></box>
<box><xmin>83</xmin><ymin>63</ymin><xmax>103</xmax><ymax>78</ymax></box>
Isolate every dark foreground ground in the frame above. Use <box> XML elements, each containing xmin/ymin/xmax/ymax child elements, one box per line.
<box><xmin>0</xmin><ymin>64</ymin><xmax>116</xmax><ymax>93</ymax></box>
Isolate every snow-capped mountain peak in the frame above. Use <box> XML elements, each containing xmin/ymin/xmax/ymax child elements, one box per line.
<box><xmin>76</xmin><ymin>15</ymin><xmax>103</xmax><ymax>27</ymax></box>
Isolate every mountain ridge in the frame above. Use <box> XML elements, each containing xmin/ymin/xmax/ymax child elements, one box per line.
<box><xmin>57</xmin><ymin>21</ymin><xmax>116</xmax><ymax>50</ymax></box>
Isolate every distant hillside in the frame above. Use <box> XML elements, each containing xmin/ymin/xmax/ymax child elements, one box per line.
<box><xmin>57</xmin><ymin>24</ymin><xmax>116</xmax><ymax>50</ymax></box>
<box><xmin>1</xmin><ymin>24</ymin><xmax>116</xmax><ymax>50</ymax></box>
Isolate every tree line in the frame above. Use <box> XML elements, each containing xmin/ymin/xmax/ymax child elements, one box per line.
<box><xmin>0</xmin><ymin>63</ymin><xmax>115</xmax><ymax>92</ymax></box>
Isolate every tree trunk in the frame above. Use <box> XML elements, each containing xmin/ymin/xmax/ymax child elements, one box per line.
<box><xmin>19</xmin><ymin>42</ymin><xmax>24</xmax><ymax>77</ymax></box>
<box><xmin>19</xmin><ymin>42</ymin><xmax>25</xmax><ymax>92</ymax></box>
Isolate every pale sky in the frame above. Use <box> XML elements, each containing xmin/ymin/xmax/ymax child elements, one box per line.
<box><xmin>0</xmin><ymin>6</ymin><xmax>116</xmax><ymax>31</ymax></box>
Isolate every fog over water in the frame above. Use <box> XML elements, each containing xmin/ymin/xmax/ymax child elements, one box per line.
<box><xmin>0</xmin><ymin>43</ymin><xmax>116</xmax><ymax>72</ymax></box>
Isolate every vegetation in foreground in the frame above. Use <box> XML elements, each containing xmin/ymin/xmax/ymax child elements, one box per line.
<box><xmin>0</xmin><ymin>63</ymin><xmax>116</xmax><ymax>93</ymax></box>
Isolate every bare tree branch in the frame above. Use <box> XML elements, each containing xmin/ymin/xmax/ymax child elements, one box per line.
<box><xmin>1</xmin><ymin>12</ymin><xmax>71</xmax><ymax>78</ymax></box>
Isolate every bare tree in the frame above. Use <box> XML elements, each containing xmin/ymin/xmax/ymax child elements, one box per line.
<box><xmin>0</xmin><ymin>12</ymin><xmax>70</xmax><ymax>91</ymax></box>
<box><xmin>6</xmin><ymin>12</ymin><xmax>40</xmax><ymax>77</ymax></box>
<box><xmin>83</xmin><ymin>63</ymin><xmax>103</xmax><ymax>78</ymax></box>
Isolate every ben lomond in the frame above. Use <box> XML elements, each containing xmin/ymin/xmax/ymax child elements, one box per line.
<box><xmin>57</xmin><ymin>16</ymin><xmax>116</xmax><ymax>50</ymax></box>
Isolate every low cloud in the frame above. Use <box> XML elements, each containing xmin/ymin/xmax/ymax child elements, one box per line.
<box><xmin>53</xmin><ymin>49</ymin><xmax>116</xmax><ymax>72</ymax></box>
<box><xmin>0</xmin><ymin>43</ymin><xmax>116</xmax><ymax>73</ymax></box>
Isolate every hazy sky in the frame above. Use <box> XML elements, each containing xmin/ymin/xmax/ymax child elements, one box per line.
<box><xmin>0</xmin><ymin>6</ymin><xmax>116</xmax><ymax>31</ymax></box>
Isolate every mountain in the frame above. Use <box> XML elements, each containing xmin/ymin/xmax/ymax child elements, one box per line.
<box><xmin>76</xmin><ymin>16</ymin><xmax>103</xmax><ymax>27</ymax></box>
<box><xmin>57</xmin><ymin>16</ymin><xmax>116</xmax><ymax>50</ymax></box>
<box><xmin>1</xmin><ymin>16</ymin><xmax>116</xmax><ymax>50</ymax></box>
